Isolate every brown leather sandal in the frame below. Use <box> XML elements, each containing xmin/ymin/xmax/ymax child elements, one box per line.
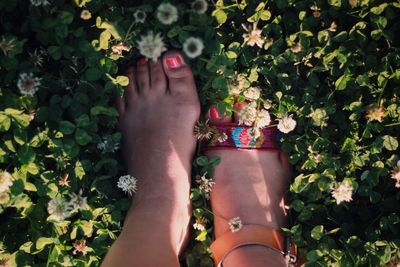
<box><xmin>200</xmin><ymin>123</ymin><xmax>303</xmax><ymax>266</ymax></box>
<box><xmin>210</xmin><ymin>224</ymin><xmax>299</xmax><ymax>267</ymax></box>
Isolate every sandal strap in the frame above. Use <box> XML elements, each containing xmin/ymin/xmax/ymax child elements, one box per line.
<box><xmin>210</xmin><ymin>225</ymin><xmax>298</xmax><ymax>266</ymax></box>
<box><xmin>204</xmin><ymin>123</ymin><xmax>280</xmax><ymax>150</ymax></box>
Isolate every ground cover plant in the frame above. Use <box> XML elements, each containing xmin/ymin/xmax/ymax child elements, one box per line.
<box><xmin>0</xmin><ymin>0</ymin><xmax>399</xmax><ymax>266</ymax></box>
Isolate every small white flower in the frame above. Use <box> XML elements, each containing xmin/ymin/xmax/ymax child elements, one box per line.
<box><xmin>191</xmin><ymin>0</ymin><xmax>208</xmax><ymax>14</ymax></box>
<box><xmin>243</xmin><ymin>86</ymin><xmax>261</xmax><ymax>101</ymax></box>
<box><xmin>263</xmin><ymin>99</ymin><xmax>272</xmax><ymax>110</ymax></box>
<box><xmin>111</xmin><ymin>42</ymin><xmax>130</xmax><ymax>55</ymax></box>
<box><xmin>97</xmin><ymin>139</ymin><xmax>107</xmax><ymax>151</ymax></box>
<box><xmin>30</xmin><ymin>0</ymin><xmax>50</xmax><ymax>6</ymax></box>
<box><xmin>277</xmin><ymin>114</ymin><xmax>296</xmax><ymax>133</ymax></box>
<box><xmin>217</xmin><ymin>132</ymin><xmax>228</xmax><ymax>143</ymax></box>
<box><xmin>238</xmin><ymin>103</ymin><xmax>257</xmax><ymax>126</ymax></box>
<box><xmin>196</xmin><ymin>174</ymin><xmax>215</xmax><ymax>199</ymax></box>
<box><xmin>183</xmin><ymin>37</ymin><xmax>204</xmax><ymax>59</ymax></box>
<box><xmin>228</xmin><ymin>217</ymin><xmax>243</xmax><ymax>232</ymax></box>
<box><xmin>0</xmin><ymin>171</ymin><xmax>13</xmax><ymax>194</ymax></box>
<box><xmin>117</xmin><ymin>175</ymin><xmax>138</xmax><ymax>196</ymax></box>
<box><xmin>390</xmin><ymin>160</ymin><xmax>400</xmax><ymax>188</ymax></box>
<box><xmin>242</xmin><ymin>23</ymin><xmax>265</xmax><ymax>48</ymax></box>
<box><xmin>17</xmin><ymin>73</ymin><xmax>41</xmax><ymax>96</ymax></box>
<box><xmin>331</xmin><ymin>180</ymin><xmax>353</xmax><ymax>205</ymax></box>
<box><xmin>255</xmin><ymin>109</ymin><xmax>271</xmax><ymax>129</ymax></box>
<box><xmin>69</xmin><ymin>190</ymin><xmax>88</xmax><ymax>210</ymax></box>
<box><xmin>193</xmin><ymin>218</ymin><xmax>207</xmax><ymax>231</ymax></box>
<box><xmin>47</xmin><ymin>198</ymin><xmax>72</xmax><ymax>221</ymax></box>
<box><xmin>134</xmin><ymin>10</ymin><xmax>146</xmax><ymax>23</ymax></box>
<box><xmin>156</xmin><ymin>3</ymin><xmax>179</xmax><ymax>25</ymax></box>
<box><xmin>137</xmin><ymin>31</ymin><xmax>167</xmax><ymax>62</ymax></box>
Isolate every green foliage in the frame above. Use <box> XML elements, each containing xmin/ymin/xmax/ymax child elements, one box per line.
<box><xmin>0</xmin><ymin>0</ymin><xmax>399</xmax><ymax>266</ymax></box>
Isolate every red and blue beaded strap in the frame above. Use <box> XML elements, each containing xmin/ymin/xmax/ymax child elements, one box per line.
<box><xmin>205</xmin><ymin>123</ymin><xmax>280</xmax><ymax>150</ymax></box>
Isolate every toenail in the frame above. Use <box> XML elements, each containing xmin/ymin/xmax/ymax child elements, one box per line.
<box><xmin>166</xmin><ymin>55</ymin><xmax>184</xmax><ymax>69</ymax></box>
<box><xmin>138</xmin><ymin>58</ymin><xmax>147</xmax><ymax>65</ymax></box>
<box><xmin>210</xmin><ymin>106</ymin><xmax>220</xmax><ymax>119</ymax></box>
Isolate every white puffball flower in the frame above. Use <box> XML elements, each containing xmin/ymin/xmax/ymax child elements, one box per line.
<box><xmin>331</xmin><ymin>180</ymin><xmax>353</xmax><ymax>205</ymax></box>
<box><xmin>0</xmin><ymin>171</ymin><xmax>13</xmax><ymax>194</ymax></box>
<box><xmin>277</xmin><ymin>114</ymin><xmax>296</xmax><ymax>133</ymax></box>
<box><xmin>47</xmin><ymin>198</ymin><xmax>72</xmax><ymax>221</ymax></box>
<box><xmin>156</xmin><ymin>3</ymin><xmax>179</xmax><ymax>25</ymax></box>
<box><xmin>134</xmin><ymin>10</ymin><xmax>146</xmax><ymax>23</ymax></box>
<box><xmin>69</xmin><ymin>190</ymin><xmax>88</xmax><ymax>210</ymax></box>
<box><xmin>238</xmin><ymin>103</ymin><xmax>258</xmax><ymax>126</ymax></box>
<box><xmin>137</xmin><ymin>31</ymin><xmax>167</xmax><ymax>62</ymax></box>
<box><xmin>255</xmin><ymin>109</ymin><xmax>271</xmax><ymax>129</ymax></box>
<box><xmin>117</xmin><ymin>175</ymin><xmax>138</xmax><ymax>196</ymax></box>
<box><xmin>191</xmin><ymin>0</ymin><xmax>208</xmax><ymax>14</ymax></box>
<box><xmin>183</xmin><ymin>37</ymin><xmax>204</xmax><ymax>58</ymax></box>
<box><xmin>17</xmin><ymin>72</ymin><xmax>41</xmax><ymax>96</ymax></box>
<box><xmin>243</xmin><ymin>86</ymin><xmax>261</xmax><ymax>101</ymax></box>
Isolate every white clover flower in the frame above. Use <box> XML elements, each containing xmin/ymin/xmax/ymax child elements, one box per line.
<box><xmin>194</xmin><ymin>120</ymin><xmax>213</xmax><ymax>141</ymax></box>
<box><xmin>390</xmin><ymin>160</ymin><xmax>400</xmax><ymax>188</ymax></box>
<box><xmin>134</xmin><ymin>10</ymin><xmax>146</xmax><ymax>23</ymax></box>
<box><xmin>156</xmin><ymin>3</ymin><xmax>178</xmax><ymax>25</ymax></box>
<box><xmin>47</xmin><ymin>198</ymin><xmax>72</xmax><ymax>221</ymax></box>
<box><xmin>331</xmin><ymin>180</ymin><xmax>353</xmax><ymax>205</ymax></box>
<box><xmin>97</xmin><ymin>139</ymin><xmax>107</xmax><ymax>151</ymax></box>
<box><xmin>117</xmin><ymin>175</ymin><xmax>138</xmax><ymax>196</ymax></box>
<box><xmin>277</xmin><ymin>114</ymin><xmax>296</xmax><ymax>133</ymax></box>
<box><xmin>137</xmin><ymin>31</ymin><xmax>167</xmax><ymax>62</ymax></box>
<box><xmin>228</xmin><ymin>217</ymin><xmax>243</xmax><ymax>232</ymax></box>
<box><xmin>183</xmin><ymin>37</ymin><xmax>204</xmax><ymax>59</ymax></box>
<box><xmin>111</xmin><ymin>42</ymin><xmax>130</xmax><ymax>55</ymax></box>
<box><xmin>255</xmin><ymin>109</ymin><xmax>271</xmax><ymax>129</ymax></box>
<box><xmin>17</xmin><ymin>73</ymin><xmax>41</xmax><ymax>96</ymax></box>
<box><xmin>263</xmin><ymin>99</ymin><xmax>272</xmax><ymax>110</ymax></box>
<box><xmin>191</xmin><ymin>0</ymin><xmax>208</xmax><ymax>14</ymax></box>
<box><xmin>69</xmin><ymin>190</ymin><xmax>88</xmax><ymax>210</ymax></box>
<box><xmin>0</xmin><ymin>37</ymin><xmax>16</xmax><ymax>56</ymax></box>
<box><xmin>30</xmin><ymin>0</ymin><xmax>50</xmax><ymax>6</ymax></box>
<box><xmin>217</xmin><ymin>132</ymin><xmax>228</xmax><ymax>143</ymax></box>
<box><xmin>196</xmin><ymin>174</ymin><xmax>215</xmax><ymax>199</ymax></box>
<box><xmin>238</xmin><ymin>103</ymin><xmax>257</xmax><ymax>126</ymax></box>
<box><xmin>193</xmin><ymin>218</ymin><xmax>207</xmax><ymax>231</ymax></box>
<box><xmin>80</xmin><ymin>10</ymin><xmax>92</xmax><ymax>20</ymax></box>
<box><xmin>242</xmin><ymin>23</ymin><xmax>265</xmax><ymax>48</ymax></box>
<box><xmin>0</xmin><ymin>171</ymin><xmax>13</xmax><ymax>194</ymax></box>
<box><xmin>243</xmin><ymin>86</ymin><xmax>261</xmax><ymax>101</ymax></box>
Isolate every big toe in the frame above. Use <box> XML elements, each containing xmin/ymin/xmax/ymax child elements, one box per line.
<box><xmin>162</xmin><ymin>51</ymin><xmax>197</xmax><ymax>100</ymax></box>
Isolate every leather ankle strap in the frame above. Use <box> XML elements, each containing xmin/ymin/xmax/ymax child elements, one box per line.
<box><xmin>210</xmin><ymin>225</ymin><xmax>298</xmax><ymax>266</ymax></box>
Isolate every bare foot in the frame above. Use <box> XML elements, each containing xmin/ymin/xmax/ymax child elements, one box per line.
<box><xmin>102</xmin><ymin>51</ymin><xmax>199</xmax><ymax>267</ymax></box>
<box><xmin>206</xmin><ymin>109</ymin><xmax>292</xmax><ymax>267</ymax></box>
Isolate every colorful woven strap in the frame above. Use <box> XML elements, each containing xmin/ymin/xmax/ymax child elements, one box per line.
<box><xmin>204</xmin><ymin>123</ymin><xmax>280</xmax><ymax>150</ymax></box>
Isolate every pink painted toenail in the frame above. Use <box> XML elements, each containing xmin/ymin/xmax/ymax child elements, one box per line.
<box><xmin>210</xmin><ymin>106</ymin><xmax>220</xmax><ymax>119</ymax></box>
<box><xmin>138</xmin><ymin>58</ymin><xmax>147</xmax><ymax>65</ymax></box>
<box><xmin>166</xmin><ymin>55</ymin><xmax>184</xmax><ymax>69</ymax></box>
